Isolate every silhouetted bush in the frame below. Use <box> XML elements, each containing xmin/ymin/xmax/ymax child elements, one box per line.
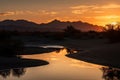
<box><xmin>0</xmin><ymin>68</ymin><xmax>25</xmax><ymax>78</ymax></box>
<box><xmin>101</xmin><ymin>67</ymin><xmax>120</xmax><ymax>80</ymax></box>
<box><xmin>84</xmin><ymin>31</ymin><xmax>99</xmax><ymax>39</ymax></box>
<box><xmin>103</xmin><ymin>24</ymin><xmax>120</xmax><ymax>43</ymax></box>
<box><xmin>64</xmin><ymin>25</ymin><xmax>82</xmax><ymax>38</ymax></box>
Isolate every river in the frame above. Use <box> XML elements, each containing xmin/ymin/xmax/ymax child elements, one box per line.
<box><xmin>0</xmin><ymin>48</ymin><xmax>118</xmax><ymax>80</ymax></box>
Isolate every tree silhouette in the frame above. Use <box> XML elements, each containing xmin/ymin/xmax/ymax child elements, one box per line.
<box><xmin>64</xmin><ymin>25</ymin><xmax>81</xmax><ymax>38</ymax></box>
<box><xmin>12</xmin><ymin>68</ymin><xmax>26</xmax><ymax>77</ymax></box>
<box><xmin>0</xmin><ymin>68</ymin><xmax>26</xmax><ymax>78</ymax></box>
<box><xmin>64</xmin><ymin>25</ymin><xmax>80</xmax><ymax>33</ymax></box>
<box><xmin>101</xmin><ymin>67</ymin><xmax>120</xmax><ymax>80</ymax></box>
<box><xmin>0</xmin><ymin>69</ymin><xmax>11</xmax><ymax>78</ymax></box>
<box><xmin>103</xmin><ymin>23</ymin><xmax>120</xmax><ymax>43</ymax></box>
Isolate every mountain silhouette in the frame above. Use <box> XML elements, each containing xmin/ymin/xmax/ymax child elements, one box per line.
<box><xmin>0</xmin><ymin>20</ymin><xmax>38</xmax><ymax>31</ymax></box>
<box><xmin>0</xmin><ymin>19</ymin><xmax>103</xmax><ymax>32</ymax></box>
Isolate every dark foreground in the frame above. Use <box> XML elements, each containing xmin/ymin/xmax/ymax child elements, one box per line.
<box><xmin>0</xmin><ymin>57</ymin><xmax>49</xmax><ymax>70</ymax></box>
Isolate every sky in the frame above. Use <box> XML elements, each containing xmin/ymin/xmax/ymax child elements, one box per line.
<box><xmin>1</xmin><ymin>0</ymin><xmax>120</xmax><ymax>26</ymax></box>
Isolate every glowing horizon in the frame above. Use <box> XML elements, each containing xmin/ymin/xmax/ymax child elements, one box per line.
<box><xmin>1</xmin><ymin>0</ymin><xmax>120</xmax><ymax>26</ymax></box>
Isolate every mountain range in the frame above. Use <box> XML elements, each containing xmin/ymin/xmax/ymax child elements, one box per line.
<box><xmin>0</xmin><ymin>19</ymin><xmax>103</xmax><ymax>32</ymax></box>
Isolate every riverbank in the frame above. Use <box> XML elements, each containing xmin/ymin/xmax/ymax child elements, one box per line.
<box><xmin>23</xmin><ymin>37</ymin><xmax>120</xmax><ymax>68</ymax></box>
<box><xmin>21</xmin><ymin>47</ymin><xmax>62</xmax><ymax>55</ymax></box>
<box><xmin>0</xmin><ymin>57</ymin><xmax>49</xmax><ymax>70</ymax></box>
<box><xmin>1</xmin><ymin>37</ymin><xmax>119</xmax><ymax>69</ymax></box>
<box><xmin>24</xmin><ymin>38</ymin><xmax>107</xmax><ymax>50</ymax></box>
<box><xmin>33</xmin><ymin>38</ymin><xmax>120</xmax><ymax>68</ymax></box>
<box><xmin>24</xmin><ymin>38</ymin><xmax>120</xmax><ymax>68</ymax></box>
<box><xmin>67</xmin><ymin>42</ymin><xmax>120</xmax><ymax>68</ymax></box>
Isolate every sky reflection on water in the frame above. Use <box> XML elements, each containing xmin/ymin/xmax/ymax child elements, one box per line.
<box><xmin>0</xmin><ymin>48</ymin><xmax>108</xmax><ymax>80</ymax></box>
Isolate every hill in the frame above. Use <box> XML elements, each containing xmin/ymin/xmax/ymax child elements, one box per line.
<box><xmin>0</xmin><ymin>19</ymin><xmax>103</xmax><ymax>32</ymax></box>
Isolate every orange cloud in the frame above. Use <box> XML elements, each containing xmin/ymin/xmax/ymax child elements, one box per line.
<box><xmin>70</xmin><ymin>5</ymin><xmax>94</xmax><ymax>9</ymax></box>
<box><xmin>97</xmin><ymin>4</ymin><xmax>120</xmax><ymax>9</ymax></box>
<box><xmin>0</xmin><ymin>12</ymin><xmax>15</xmax><ymax>16</ymax></box>
<box><xmin>95</xmin><ymin>15</ymin><xmax>120</xmax><ymax>19</ymax></box>
<box><xmin>0</xmin><ymin>10</ymin><xmax>58</xmax><ymax>16</ymax></box>
<box><xmin>41</xmin><ymin>10</ymin><xmax>58</xmax><ymax>15</ymax></box>
<box><xmin>70</xmin><ymin>4</ymin><xmax>120</xmax><ymax>15</ymax></box>
<box><xmin>93</xmin><ymin>11</ymin><xmax>104</xmax><ymax>13</ymax></box>
<box><xmin>72</xmin><ymin>9</ymin><xmax>87</xmax><ymax>14</ymax></box>
<box><xmin>71</xmin><ymin>4</ymin><xmax>120</xmax><ymax>9</ymax></box>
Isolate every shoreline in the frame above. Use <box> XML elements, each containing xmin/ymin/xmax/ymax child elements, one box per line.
<box><xmin>0</xmin><ymin>57</ymin><xmax>49</xmax><ymax>70</ymax></box>
<box><xmin>1</xmin><ymin>38</ymin><xmax>120</xmax><ymax>70</ymax></box>
<box><xmin>24</xmin><ymin>38</ymin><xmax>120</xmax><ymax>68</ymax></box>
<box><xmin>66</xmin><ymin>53</ymin><xmax>118</xmax><ymax>68</ymax></box>
<box><xmin>66</xmin><ymin>42</ymin><xmax>120</xmax><ymax>68</ymax></box>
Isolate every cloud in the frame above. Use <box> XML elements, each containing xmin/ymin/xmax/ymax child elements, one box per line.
<box><xmin>0</xmin><ymin>10</ymin><xmax>58</xmax><ymax>17</ymax></box>
<box><xmin>84</xmin><ymin>16</ymin><xmax>93</xmax><ymax>19</ymax></box>
<box><xmin>71</xmin><ymin>4</ymin><xmax>120</xmax><ymax>9</ymax></box>
<box><xmin>41</xmin><ymin>10</ymin><xmax>58</xmax><ymax>15</ymax></box>
<box><xmin>22</xmin><ymin>10</ymin><xmax>58</xmax><ymax>15</ymax></box>
<box><xmin>93</xmin><ymin>11</ymin><xmax>104</xmax><ymax>13</ymax></box>
<box><xmin>0</xmin><ymin>11</ymin><xmax>25</xmax><ymax>16</ymax></box>
<box><xmin>71</xmin><ymin>5</ymin><xmax>94</xmax><ymax>9</ymax></box>
<box><xmin>98</xmin><ymin>4</ymin><xmax>120</xmax><ymax>9</ymax></box>
<box><xmin>95</xmin><ymin>15</ymin><xmax>120</xmax><ymax>19</ymax></box>
<box><xmin>70</xmin><ymin>4</ymin><xmax>120</xmax><ymax>15</ymax></box>
<box><xmin>72</xmin><ymin>9</ymin><xmax>87</xmax><ymax>14</ymax></box>
<box><xmin>0</xmin><ymin>12</ymin><xmax>15</xmax><ymax>16</ymax></box>
<box><xmin>15</xmin><ymin>11</ymin><xmax>25</xmax><ymax>15</ymax></box>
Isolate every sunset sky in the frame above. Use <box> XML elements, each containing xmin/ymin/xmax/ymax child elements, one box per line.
<box><xmin>1</xmin><ymin>0</ymin><xmax>120</xmax><ymax>26</ymax></box>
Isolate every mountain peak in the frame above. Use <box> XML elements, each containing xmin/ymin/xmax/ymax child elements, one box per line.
<box><xmin>50</xmin><ymin>19</ymin><xmax>61</xmax><ymax>23</ymax></box>
<box><xmin>0</xmin><ymin>19</ymin><xmax>103</xmax><ymax>32</ymax></box>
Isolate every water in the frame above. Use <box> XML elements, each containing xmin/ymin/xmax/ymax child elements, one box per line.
<box><xmin>25</xmin><ymin>44</ymin><xmax>64</xmax><ymax>49</ymax></box>
<box><xmin>0</xmin><ymin>48</ymin><xmax>116</xmax><ymax>80</ymax></box>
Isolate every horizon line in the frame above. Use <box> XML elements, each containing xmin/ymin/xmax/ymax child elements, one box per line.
<box><xmin>0</xmin><ymin>19</ymin><xmax>103</xmax><ymax>26</ymax></box>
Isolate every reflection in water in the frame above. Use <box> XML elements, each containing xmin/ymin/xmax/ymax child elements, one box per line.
<box><xmin>12</xmin><ymin>68</ymin><xmax>26</xmax><ymax>77</ymax></box>
<box><xmin>22</xmin><ymin>48</ymin><xmax>103</xmax><ymax>80</ymax></box>
<box><xmin>0</xmin><ymin>56</ymin><xmax>48</xmax><ymax>79</ymax></box>
<box><xmin>0</xmin><ymin>68</ymin><xmax>26</xmax><ymax>78</ymax></box>
<box><xmin>66</xmin><ymin>48</ymin><xmax>78</xmax><ymax>54</ymax></box>
<box><xmin>0</xmin><ymin>69</ymin><xmax>10</xmax><ymax>78</ymax></box>
<box><xmin>101</xmin><ymin>67</ymin><xmax>120</xmax><ymax>80</ymax></box>
<box><xmin>1</xmin><ymin>48</ymin><xmax>119</xmax><ymax>80</ymax></box>
<box><xmin>56</xmin><ymin>48</ymin><xmax>77</xmax><ymax>54</ymax></box>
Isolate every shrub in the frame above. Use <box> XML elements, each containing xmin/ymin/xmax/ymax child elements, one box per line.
<box><xmin>64</xmin><ymin>25</ymin><xmax>82</xmax><ymax>38</ymax></box>
<box><xmin>103</xmin><ymin>23</ymin><xmax>120</xmax><ymax>43</ymax></box>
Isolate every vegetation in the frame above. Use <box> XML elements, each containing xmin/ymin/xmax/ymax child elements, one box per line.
<box><xmin>101</xmin><ymin>67</ymin><xmax>120</xmax><ymax>80</ymax></box>
<box><xmin>0</xmin><ymin>32</ymin><xmax>24</xmax><ymax>57</ymax></box>
<box><xmin>1</xmin><ymin>23</ymin><xmax>120</xmax><ymax>49</ymax></box>
<box><xmin>103</xmin><ymin>23</ymin><xmax>120</xmax><ymax>43</ymax></box>
<box><xmin>64</xmin><ymin>25</ymin><xmax>82</xmax><ymax>38</ymax></box>
<box><xmin>0</xmin><ymin>68</ymin><xmax>25</xmax><ymax>78</ymax></box>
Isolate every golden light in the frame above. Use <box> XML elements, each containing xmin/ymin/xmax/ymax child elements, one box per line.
<box><xmin>111</xmin><ymin>22</ymin><xmax>118</xmax><ymax>25</ymax></box>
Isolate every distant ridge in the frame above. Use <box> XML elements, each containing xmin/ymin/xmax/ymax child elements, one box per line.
<box><xmin>0</xmin><ymin>19</ymin><xmax>103</xmax><ymax>32</ymax></box>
